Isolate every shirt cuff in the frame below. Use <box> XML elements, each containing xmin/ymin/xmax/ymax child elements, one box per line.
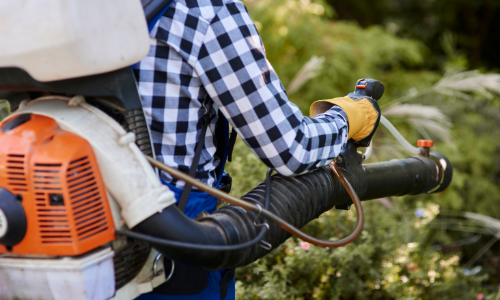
<box><xmin>314</xmin><ymin>106</ymin><xmax>348</xmax><ymax>126</ymax></box>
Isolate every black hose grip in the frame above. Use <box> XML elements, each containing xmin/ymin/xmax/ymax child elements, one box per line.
<box><xmin>351</xmin><ymin>78</ymin><xmax>385</xmax><ymax>101</ymax></box>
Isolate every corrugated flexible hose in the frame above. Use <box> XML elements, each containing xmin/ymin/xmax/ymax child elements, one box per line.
<box><xmin>146</xmin><ymin>157</ymin><xmax>364</xmax><ymax>248</ymax></box>
<box><xmin>118</xmin><ymin>150</ymin><xmax>451</xmax><ymax>269</ymax></box>
<box><xmin>118</xmin><ymin>157</ymin><xmax>364</xmax><ymax>269</ymax></box>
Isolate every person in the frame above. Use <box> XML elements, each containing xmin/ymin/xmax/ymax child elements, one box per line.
<box><xmin>133</xmin><ymin>0</ymin><xmax>379</xmax><ymax>299</ymax></box>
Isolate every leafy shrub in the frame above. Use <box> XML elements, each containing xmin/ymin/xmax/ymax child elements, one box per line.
<box><xmin>0</xmin><ymin>100</ymin><xmax>10</xmax><ymax>121</ymax></box>
<box><xmin>225</xmin><ymin>0</ymin><xmax>499</xmax><ymax>298</ymax></box>
<box><xmin>227</xmin><ymin>139</ymin><xmax>485</xmax><ymax>299</ymax></box>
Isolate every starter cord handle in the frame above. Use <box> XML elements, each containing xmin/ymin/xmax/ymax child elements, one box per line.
<box><xmin>145</xmin><ymin>156</ymin><xmax>364</xmax><ymax>248</ymax></box>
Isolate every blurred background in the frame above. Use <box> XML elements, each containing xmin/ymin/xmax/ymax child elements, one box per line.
<box><xmin>225</xmin><ymin>0</ymin><xmax>500</xmax><ymax>298</ymax></box>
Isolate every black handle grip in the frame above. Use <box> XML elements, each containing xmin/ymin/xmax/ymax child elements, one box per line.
<box><xmin>348</xmin><ymin>78</ymin><xmax>385</xmax><ymax>101</ymax></box>
<box><xmin>344</xmin><ymin>78</ymin><xmax>384</xmax><ymax>147</ymax></box>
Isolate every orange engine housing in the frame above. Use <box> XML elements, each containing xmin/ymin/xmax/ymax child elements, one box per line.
<box><xmin>0</xmin><ymin>114</ymin><xmax>116</xmax><ymax>256</ymax></box>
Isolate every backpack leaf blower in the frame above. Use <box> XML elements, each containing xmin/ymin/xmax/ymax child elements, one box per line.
<box><xmin>0</xmin><ymin>1</ymin><xmax>451</xmax><ymax>298</ymax></box>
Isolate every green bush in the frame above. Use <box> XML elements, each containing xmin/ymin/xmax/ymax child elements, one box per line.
<box><xmin>225</xmin><ymin>0</ymin><xmax>500</xmax><ymax>298</ymax></box>
<box><xmin>244</xmin><ymin>0</ymin><xmax>438</xmax><ymax>112</ymax></box>
<box><xmin>0</xmin><ymin>100</ymin><xmax>10</xmax><ymax>121</ymax></box>
<box><xmin>226</xmin><ymin>138</ymin><xmax>486</xmax><ymax>299</ymax></box>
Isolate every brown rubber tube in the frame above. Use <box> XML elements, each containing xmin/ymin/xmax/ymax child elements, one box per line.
<box><xmin>147</xmin><ymin>156</ymin><xmax>364</xmax><ymax>248</ymax></box>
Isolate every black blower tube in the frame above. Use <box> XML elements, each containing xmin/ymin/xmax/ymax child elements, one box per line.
<box><xmin>135</xmin><ymin>152</ymin><xmax>452</xmax><ymax>270</ymax></box>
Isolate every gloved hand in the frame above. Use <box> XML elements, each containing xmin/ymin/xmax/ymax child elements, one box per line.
<box><xmin>309</xmin><ymin>79</ymin><xmax>383</xmax><ymax>147</ymax></box>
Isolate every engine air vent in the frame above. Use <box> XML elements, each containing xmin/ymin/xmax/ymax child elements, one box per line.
<box><xmin>33</xmin><ymin>163</ymin><xmax>71</xmax><ymax>244</ymax></box>
<box><xmin>67</xmin><ymin>157</ymin><xmax>109</xmax><ymax>241</ymax></box>
<box><xmin>6</xmin><ymin>154</ymin><xmax>27</xmax><ymax>193</ymax></box>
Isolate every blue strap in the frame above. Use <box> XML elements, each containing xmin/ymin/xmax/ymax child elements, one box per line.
<box><xmin>148</xmin><ymin>1</ymin><xmax>173</xmax><ymax>33</ymax></box>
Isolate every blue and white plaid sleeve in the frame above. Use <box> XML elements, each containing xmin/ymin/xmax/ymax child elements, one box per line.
<box><xmin>193</xmin><ymin>1</ymin><xmax>348</xmax><ymax>175</ymax></box>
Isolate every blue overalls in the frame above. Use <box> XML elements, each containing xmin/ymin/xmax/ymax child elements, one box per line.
<box><xmin>135</xmin><ymin>182</ymin><xmax>235</xmax><ymax>300</ymax></box>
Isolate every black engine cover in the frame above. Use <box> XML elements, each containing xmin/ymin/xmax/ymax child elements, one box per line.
<box><xmin>0</xmin><ymin>188</ymin><xmax>27</xmax><ymax>248</ymax></box>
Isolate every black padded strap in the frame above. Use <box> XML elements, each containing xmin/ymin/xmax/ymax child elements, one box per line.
<box><xmin>219</xmin><ymin>269</ymin><xmax>235</xmax><ymax>299</ymax></box>
<box><xmin>177</xmin><ymin>101</ymin><xmax>213</xmax><ymax>212</ymax></box>
<box><xmin>227</xmin><ymin>129</ymin><xmax>237</xmax><ymax>162</ymax></box>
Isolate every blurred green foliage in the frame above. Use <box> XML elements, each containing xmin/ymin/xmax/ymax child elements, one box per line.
<box><xmin>234</xmin><ymin>201</ymin><xmax>486</xmax><ymax>299</ymax></box>
<box><xmin>226</xmin><ymin>0</ymin><xmax>500</xmax><ymax>298</ymax></box>
<box><xmin>228</xmin><ymin>135</ymin><xmax>489</xmax><ymax>298</ymax></box>
<box><xmin>245</xmin><ymin>0</ymin><xmax>438</xmax><ymax>113</ymax></box>
<box><xmin>327</xmin><ymin>0</ymin><xmax>500</xmax><ymax>70</ymax></box>
<box><xmin>0</xmin><ymin>100</ymin><xmax>10</xmax><ymax>121</ymax></box>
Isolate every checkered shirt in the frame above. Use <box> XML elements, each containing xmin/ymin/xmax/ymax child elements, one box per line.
<box><xmin>134</xmin><ymin>0</ymin><xmax>348</xmax><ymax>189</ymax></box>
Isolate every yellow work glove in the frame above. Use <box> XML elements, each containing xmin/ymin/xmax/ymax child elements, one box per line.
<box><xmin>309</xmin><ymin>79</ymin><xmax>383</xmax><ymax>147</ymax></box>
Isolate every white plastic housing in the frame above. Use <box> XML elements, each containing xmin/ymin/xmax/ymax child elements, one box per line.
<box><xmin>0</xmin><ymin>0</ymin><xmax>150</xmax><ymax>82</ymax></box>
<box><xmin>0</xmin><ymin>247</ymin><xmax>115</xmax><ymax>300</ymax></box>
<box><xmin>0</xmin><ymin>208</ymin><xmax>7</xmax><ymax>238</ymax></box>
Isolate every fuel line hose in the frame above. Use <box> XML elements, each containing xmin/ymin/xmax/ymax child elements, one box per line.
<box><xmin>117</xmin><ymin>146</ymin><xmax>452</xmax><ymax>270</ymax></box>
